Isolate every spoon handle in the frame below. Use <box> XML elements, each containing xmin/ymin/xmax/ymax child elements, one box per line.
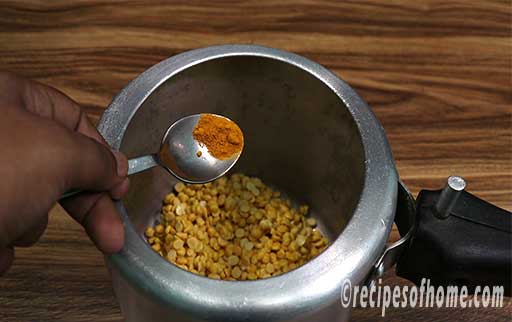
<box><xmin>127</xmin><ymin>154</ymin><xmax>159</xmax><ymax>175</ymax></box>
<box><xmin>60</xmin><ymin>154</ymin><xmax>158</xmax><ymax>200</ymax></box>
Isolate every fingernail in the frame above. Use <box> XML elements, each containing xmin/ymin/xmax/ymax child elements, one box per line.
<box><xmin>111</xmin><ymin>149</ymin><xmax>128</xmax><ymax>177</ymax></box>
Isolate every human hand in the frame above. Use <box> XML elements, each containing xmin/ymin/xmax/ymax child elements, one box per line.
<box><xmin>0</xmin><ymin>72</ymin><xmax>129</xmax><ymax>275</ymax></box>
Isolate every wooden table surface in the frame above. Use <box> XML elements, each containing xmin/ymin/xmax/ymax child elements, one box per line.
<box><xmin>0</xmin><ymin>1</ymin><xmax>510</xmax><ymax>321</ymax></box>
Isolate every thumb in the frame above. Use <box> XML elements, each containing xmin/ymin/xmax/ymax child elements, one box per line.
<box><xmin>58</xmin><ymin>130</ymin><xmax>128</xmax><ymax>254</ymax></box>
<box><xmin>63</xmin><ymin>130</ymin><xmax>128</xmax><ymax>194</ymax></box>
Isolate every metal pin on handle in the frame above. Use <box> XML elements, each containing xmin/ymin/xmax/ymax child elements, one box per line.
<box><xmin>434</xmin><ymin>176</ymin><xmax>466</xmax><ymax>219</ymax></box>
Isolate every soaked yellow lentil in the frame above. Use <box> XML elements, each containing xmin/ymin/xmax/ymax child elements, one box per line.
<box><xmin>145</xmin><ymin>174</ymin><xmax>329</xmax><ymax>280</ymax></box>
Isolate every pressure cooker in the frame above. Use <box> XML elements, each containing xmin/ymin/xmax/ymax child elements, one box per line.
<box><xmin>98</xmin><ymin>45</ymin><xmax>511</xmax><ymax>322</ymax></box>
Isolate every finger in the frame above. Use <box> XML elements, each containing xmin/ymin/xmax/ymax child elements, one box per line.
<box><xmin>0</xmin><ymin>247</ymin><xmax>14</xmax><ymax>276</ymax></box>
<box><xmin>84</xmin><ymin>195</ymin><xmax>125</xmax><ymax>254</ymax></box>
<box><xmin>60</xmin><ymin>192</ymin><xmax>102</xmax><ymax>226</ymax></box>
<box><xmin>23</xmin><ymin>81</ymin><xmax>131</xmax><ymax>182</ymax></box>
<box><xmin>1</xmin><ymin>73</ymin><xmax>94</xmax><ymax>137</ymax></box>
<box><xmin>2</xmin><ymin>72</ymin><xmax>112</xmax><ymax>149</ymax></box>
<box><xmin>0</xmin><ymin>72</ymin><xmax>28</xmax><ymax>107</ymax></box>
<box><xmin>2</xmin><ymin>73</ymin><xmax>129</xmax><ymax>190</ymax></box>
<box><xmin>17</xmin><ymin>75</ymin><xmax>106</xmax><ymax>141</ymax></box>
<box><xmin>60</xmin><ymin>193</ymin><xmax>124</xmax><ymax>254</ymax></box>
<box><xmin>12</xmin><ymin>215</ymin><xmax>48</xmax><ymax>247</ymax></box>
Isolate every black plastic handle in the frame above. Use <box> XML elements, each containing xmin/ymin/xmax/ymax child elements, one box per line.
<box><xmin>396</xmin><ymin>177</ymin><xmax>511</xmax><ymax>296</ymax></box>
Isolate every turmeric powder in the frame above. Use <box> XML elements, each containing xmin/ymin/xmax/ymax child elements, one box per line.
<box><xmin>192</xmin><ymin>114</ymin><xmax>244</xmax><ymax>160</ymax></box>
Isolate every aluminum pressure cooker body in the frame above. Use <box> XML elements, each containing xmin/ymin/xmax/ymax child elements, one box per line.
<box><xmin>98</xmin><ymin>45</ymin><xmax>400</xmax><ymax>322</ymax></box>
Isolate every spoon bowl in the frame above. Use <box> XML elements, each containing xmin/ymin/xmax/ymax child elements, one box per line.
<box><xmin>156</xmin><ymin>114</ymin><xmax>242</xmax><ymax>183</ymax></box>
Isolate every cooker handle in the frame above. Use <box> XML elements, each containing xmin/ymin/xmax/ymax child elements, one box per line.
<box><xmin>395</xmin><ymin>176</ymin><xmax>511</xmax><ymax>296</ymax></box>
<box><xmin>364</xmin><ymin>180</ymin><xmax>416</xmax><ymax>284</ymax></box>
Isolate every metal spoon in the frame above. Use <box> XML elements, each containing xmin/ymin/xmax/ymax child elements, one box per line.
<box><xmin>61</xmin><ymin>114</ymin><xmax>242</xmax><ymax>199</ymax></box>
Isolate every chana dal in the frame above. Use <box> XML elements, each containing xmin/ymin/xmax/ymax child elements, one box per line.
<box><xmin>145</xmin><ymin>174</ymin><xmax>329</xmax><ymax>280</ymax></box>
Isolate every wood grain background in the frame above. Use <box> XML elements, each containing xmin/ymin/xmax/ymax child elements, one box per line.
<box><xmin>0</xmin><ymin>1</ymin><xmax>510</xmax><ymax>321</ymax></box>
